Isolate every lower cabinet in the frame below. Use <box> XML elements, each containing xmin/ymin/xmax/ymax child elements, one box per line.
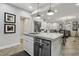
<box><xmin>23</xmin><ymin>36</ymin><xmax>34</xmax><ymax>56</ymax></box>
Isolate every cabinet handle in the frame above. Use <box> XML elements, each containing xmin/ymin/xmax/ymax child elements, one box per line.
<box><xmin>35</xmin><ymin>42</ymin><xmax>49</xmax><ymax>46</ymax></box>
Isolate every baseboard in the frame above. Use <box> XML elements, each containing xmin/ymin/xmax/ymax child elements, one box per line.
<box><xmin>0</xmin><ymin>42</ymin><xmax>20</xmax><ymax>50</ymax></box>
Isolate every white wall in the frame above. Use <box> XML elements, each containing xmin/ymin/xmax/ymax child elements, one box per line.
<box><xmin>0</xmin><ymin>3</ymin><xmax>31</xmax><ymax>49</ymax></box>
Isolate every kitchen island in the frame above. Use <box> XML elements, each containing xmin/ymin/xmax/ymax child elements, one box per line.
<box><xmin>23</xmin><ymin>33</ymin><xmax>63</xmax><ymax>56</ymax></box>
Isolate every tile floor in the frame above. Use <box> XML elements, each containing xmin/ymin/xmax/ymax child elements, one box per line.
<box><xmin>0</xmin><ymin>37</ymin><xmax>79</xmax><ymax>56</ymax></box>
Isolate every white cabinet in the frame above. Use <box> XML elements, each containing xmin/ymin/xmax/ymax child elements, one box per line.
<box><xmin>51</xmin><ymin>37</ymin><xmax>62</xmax><ymax>56</ymax></box>
<box><xmin>23</xmin><ymin>36</ymin><xmax>34</xmax><ymax>56</ymax></box>
<box><xmin>23</xmin><ymin>18</ymin><xmax>34</xmax><ymax>56</ymax></box>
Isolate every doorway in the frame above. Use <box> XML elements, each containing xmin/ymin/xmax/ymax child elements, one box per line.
<box><xmin>20</xmin><ymin>16</ymin><xmax>29</xmax><ymax>43</ymax></box>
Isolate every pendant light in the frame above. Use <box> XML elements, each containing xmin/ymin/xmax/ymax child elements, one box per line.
<box><xmin>47</xmin><ymin>2</ymin><xmax>54</xmax><ymax>15</ymax></box>
<box><xmin>36</xmin><ymin>3</ymin><xmax>41</xmax><ymax>19</ymax></box>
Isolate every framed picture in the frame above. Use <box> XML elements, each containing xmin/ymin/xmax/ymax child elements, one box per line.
<box><xmin>72</xmin><ymin>21</ymin><xmax>78</xmax><ymax>31</ymax></box>
<box><xmin>78</xmin><ymin>24</ymin><xmax>79</xmax><ymax>28</ymax></box>
<box><xmin>4</xmin><ymin>24</ymin><xmax>16</xmax><ymax>34</ymax></box>
<box><xmin>4</xmin><ymin>12</ymin><xmax>16</xmax><ymax>23</ymax></box>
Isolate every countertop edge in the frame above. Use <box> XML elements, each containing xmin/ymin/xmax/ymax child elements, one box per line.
<box><xmin>23</xmin><ymin>33</ymin><xmax>63</xmax><ymax>41</ymax></box>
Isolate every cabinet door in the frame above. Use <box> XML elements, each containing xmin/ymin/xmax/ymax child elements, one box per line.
<box><xmin>23</xmin><ymin>40</ymin><xmax>34</xmax><ymax>56</ymax></box>
<box><xmin>24</xmin><ymin>36</ymin><xmax>34</xmax><ymax>43</ymax></box>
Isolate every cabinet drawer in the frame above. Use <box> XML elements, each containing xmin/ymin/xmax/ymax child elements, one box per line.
<box><xmin>23</xmin><ymin>36</ymin><xmax>34</xmax><ymax>42</ymax></box>
<box><xmin>23</xmin><ymin>41</ymin><xmax>34</xmax><ymax>56</ymax></box>
<box><xmin>23</xmin><ymin>39</ymin><xmax>34</xmax><ymax>46</ymax></box>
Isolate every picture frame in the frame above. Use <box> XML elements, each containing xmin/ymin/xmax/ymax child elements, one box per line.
<box><xmin>4</xmin><ymin>12</ymin><xmax>16</xmax><ymax>23</ymax></box>
<box><xmin>4</xmin><ymin>24</ymin><xmax>16</xmax><ymax>34</ymax></box>
<box><xmin>78</xmin><ymin>24</ymin><xmax>79</xmax><ymax>28</ymax></box>
<box><xmin>72</xmin><ymin>21</ymin><xmax>78</xmax><ymax>31</ymax></box>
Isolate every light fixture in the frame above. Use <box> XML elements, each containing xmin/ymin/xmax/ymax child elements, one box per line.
<box><xmin>47</xmin><ymin>2</ymin><xmax>54</xmax><ymax>15</ymax></box>
<box><xmin>47</xmin><ymin>9</ymin><xmax>54</xmax><ymax>15</ymax></box>
<box><xmin>36</xmin><ymin>3</ymin><xmax>41</xmax><ymax>19</ymax></box>
<box><xmin>36</xmin><ymin>14</ymin><xmax>41</xmax><ymax>19</ymax></box>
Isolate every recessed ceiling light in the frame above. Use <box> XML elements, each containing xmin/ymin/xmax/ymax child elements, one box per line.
<box><xmin>54</xmin><ymin>10</ymin><xmax>58</xmax><ymax>12</ymax></box>
<box><xmin>75</xmin><ymin>3</ymin><xmax>79</xmax><ymax>6</ymax></box>
<box><xmin>28</xmin><ymin>5</ymin><xmax>33</xmax><ymax>9</ymax></box>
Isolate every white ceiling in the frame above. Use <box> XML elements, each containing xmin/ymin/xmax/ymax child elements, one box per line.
<box><xmin>9</xmin><ymin>3</ymin><xmax>47</xmax><ymax>12</ymax></box>
<box><xmin>8</xmin><ymin>3</ymin><xmax>79</xmax><ymax>23</ymax></box>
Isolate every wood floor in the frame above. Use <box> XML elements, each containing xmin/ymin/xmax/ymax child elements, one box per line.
<box><xmin>0</xmin><ymin>37</ymin><xmax>79</xmax><ymax>56</ymax></box>
<box><xmin>63</xmin><ymin>37</ymin><xmax>79</xmax><ymax>56</ymax></box>
<box><xmin>0</xmin><ymin>43</ymin><xmax>23</xmax><ymax>56</ymax></box>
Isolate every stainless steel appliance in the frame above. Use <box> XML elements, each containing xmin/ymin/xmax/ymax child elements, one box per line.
<box><xmin>34</xmin><ymin>20</ymin><xmax>51</xmax><ymax>56</ymax></box>
<box><xmin>34</xmin><ymin>38</ymin><xmax>51</xmax><ymax>56</ymax></box>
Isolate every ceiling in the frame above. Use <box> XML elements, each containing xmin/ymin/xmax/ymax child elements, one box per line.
<box><xmin>8</xmin><ymin>3</ymin><xmax>47</xmax><ymax>12</ymax></box>
<box><xmin>8</xmin><ymin>3</ymin><xmax>79</xmax><ymax>23</ymax></box>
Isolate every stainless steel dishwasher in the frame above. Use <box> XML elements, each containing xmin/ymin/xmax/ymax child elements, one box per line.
<box><xmin>34</xmin><ymin>38</ymin><xmax>51</xmax><ymax>56</ymax></box>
